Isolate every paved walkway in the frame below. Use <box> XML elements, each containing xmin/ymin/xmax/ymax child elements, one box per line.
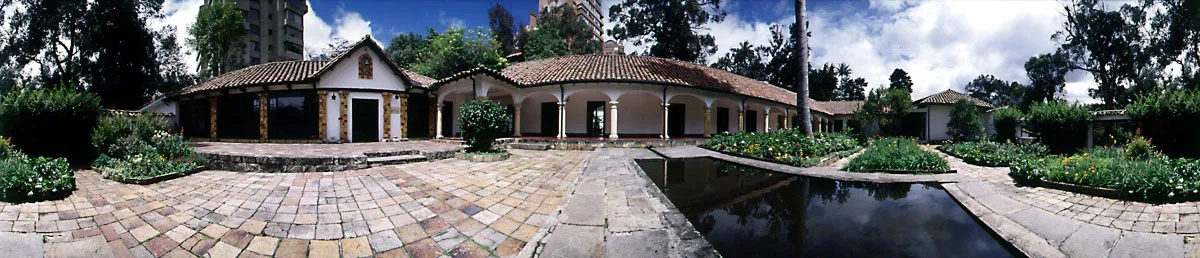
<box><xmin>0</xmin><ymin>149</ymin><xmax>590</xmax><ymax>257</ymax></box>
<box><xmin>193</xmin><ymin>141</ymin><xmax>463</xmax><ymax>158</ymax></box>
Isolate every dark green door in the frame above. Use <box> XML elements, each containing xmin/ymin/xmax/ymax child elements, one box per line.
<box><xmin>352</xmin><ymin>99</ymin><xmax>378</xmax><ymax>142</ymax></box>
<box><xmin>668</xmin><ymin>104</ymin><xmax>685</xmax><ymax>137</ymax></box>
<box><xmin>541</xmin><ymin>102</ymin><xmax>558</xmax><ymax>136</ymax></box>
<box><xmin>745</xmin><ymin>110</ymin><xmax>758</xmax><ymax>132</ymax></box>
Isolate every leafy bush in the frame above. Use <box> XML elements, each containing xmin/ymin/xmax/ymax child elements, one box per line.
<box><xmin>844</xmin><ymin>137</ymin><xmax>950</xmax><ymax>173</ymax></box>
<box><xmin>92</xmin><ymin>114</ymin><xmax>201</xmax><ymax>181</ymax></box>
<box><xmin>1125</xmin><ymin>133</ymin><xmax>1155</xmax><ymax>160</ymax></box>
<box><xmin>939</xmin><ymin>141</ymin><xmax>1048</xmax><ymax>167</ymax></box>
<box><xmin>1026</xmin><ymin>101</ymin><xmax>1090</xmax><ymax>154</ymax></box>
<box><xmin>947</xmin><ymin>99</ymin><xmax>985</xmax><ymax>142</ymax></box>
<box><xmin>457</xmin><ymin>99</ymin><xmax>510</xmax><ymax>152</ymax></box>
<box><xmin>855</xmin><ymin>88</ymin><xmax>912</xmax><ymax>136</ymax></box>
<box><xmin>992</xmin><ymin>107</ymin><xmax>1023</xmax><ymax>142</ymax></box>
<box><xmin>703</xmin><ymin>130</ymin><xmax>861</xmax><ymax>167</ymax></box>
<box><xmin>0</xmin><ymin>152</ymin><xmax>74</xmax><ymax>202</ymax></box>
<box><xmin>1127</xmin><ymin>89</ymin><xmax>1200</xmax><ymax>158</ymax></box>
<box><xmin>0</xmin><ymin>87</ymin><xmax>102</xmax><ymax>165</ymax></box>
<box><xmin>0</xmin><ymin>137</ymin><xmax>12</xmax><ymax>159</ymax></box>
<box><xmin>1009</xmin><ymin>152</ymin><xmax>1200</xmax><ymax>201</ymax></box>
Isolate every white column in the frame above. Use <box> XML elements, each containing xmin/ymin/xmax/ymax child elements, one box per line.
<box><xmin>661</xmin><ymin>102</ymin><xmax>671</xmax><ymax>139</ymax></box>
<box><xmin>737</xmin><ymin>110</ymin><xmax>745</xmax><ymax>133</ymax></box>
<box><xmin>557</xmin><ymin>101</ymin><xmax>566</xmax><ymax>138</ymax></box>
<box><xmin>704</xmin><ymin>107</ymin><xmax>712</xmax><ymax>137</ymax></box>
<box><xmin>764</xmin><ymin>111</ymin><xmax>771</xmax><ymax>132</ymax></box>
<box><xmin>514</xmin><ymin>104</ymin><xmax>522</xmax><ymax>137</ymax></box>
<box><xmin>609</xmin><ymin>101</ymin><xmax>619</xmax><ymax>138</ymax></box>
<box><xmin>435</xmin><ymin>103</ymin><xmax>444</xmax><ymax>139</ymax></box>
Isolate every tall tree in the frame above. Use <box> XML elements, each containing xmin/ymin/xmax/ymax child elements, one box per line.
<box><xmin>855</xmin><ymin>88</ymin><xmax>912</xmax><ymax>136</ymax></box>
<box><xmin>188</xmin><ymin>1</ymin><xmax>247</xmax><ymax>79</ymax></box>
<box><xmin>712</xmin><ymin>41</ymin><xmax>768</xmax><ymax>81</ymax></box>
<box><xmin>538</xmin><ymin>5</ymin><xmax>601</xmax><ymax>55</ymax></box>
<box><xmin>796</xmin><ymin>0</ymin><xmax>812</xmax><ymax>136</ymax></box>
<box><xmin>153</xmin><ymin>26</ymin><xmax>196</xmax><ymax>96</ymax></box>
<box><xmin>965</xmin><ymin>74</ymin><xmax>1023</xmax><ymax>107</ymax></box>
<box><xmin>4</xmin><ymin>0</ymin><xmax>89</xmax><ymax>88</ymax></box>
<box><xmin>83</xmin><ymin>0</ymin><xmax>161</xmax><ymax>109</ymax></box>
<box><xmin>386</xmin><ymin>32</ymin><xmax>430</xmax><ymax>69</ymax></box>
<box><xmin>1149</xmin><ymin>0</ymin><xmax>1200</xmax><ymax>90</ymax></box>
<box><xmin>488</xmin><ymin>4</ymin><xmax>517</xmax><ymax>55</ymax></box>
<box><xmin>1024</xmin><ymin>51</ymin><xmax>1070</xmax><ymax>107</ymax></box>
<box><xmin>806</xmin><ymin>64</ymin><xmax>838</xmax><ymax>101</ymax></box>
<box><xmin>836</xmin><ymin>77</ymin><xmax>867</xmax><ymax>101</ymax></box>
<box><xmin>524</xmin><ymin>21</ymin><xmax>570</xmax><ymax>60</ymax></box>
<box><xmin>1055</xmin><ymin>0</ymin><xmax>1149</xmax><ymax>108</ymax></box>
<box><xmin>888</xmin><ymin>68</ymin><xmax>913</xmax><ymax>93</ymax></box>
<box><xmin>764</xmin><ymin>24</ymin><xmax>800</xmax><ymax>88</ymax></box>
<box><xmin>609</xmin><ymin>0</ymin><xmax>727</xmax><ymax>63</ymax></box>
<box><xmin>410</xmin><ymin>28</ymin><xmax>507</xmax><ymax>79</ymax></box>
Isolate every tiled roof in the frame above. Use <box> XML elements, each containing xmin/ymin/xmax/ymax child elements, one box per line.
<box><xmin>170</xmin><ymin>35</ymin><xmax>427</xmax><ymax>96</ymax></box>
<box><xmin>812</xmin><ymin>101</ymin><xmax>863</xmax><ymax>115</ymax></box>
<box><xmin>1092</xmin><ymin>109</ymin><xmax>1126</xmax><ymax>116</ymax></box>
<box><xmin>172</xmin><ymin>61</ymin><xmax>328</xmax><ymax>96</ymax></box>
<box><xmin>496</xmin><ymin>54</ymin><xmax>801</xmax><ymax>106</ymax></box>
<box><xmin>913</xmin><ymin>89</ymin><xmax>995</xmax><ymax>108</ymax></box>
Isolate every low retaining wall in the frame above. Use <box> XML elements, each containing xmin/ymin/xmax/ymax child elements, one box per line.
<box><xmin>508</xmin><ymin>138</ymin><xmax>707</xmax><ymax>151</ymax></box>
<box><xmin>200</xmin><ymin>149</ymin><xmax>460</xmax><ymax>173</ymax></box>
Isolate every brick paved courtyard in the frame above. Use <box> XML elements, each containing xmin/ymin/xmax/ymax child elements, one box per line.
<box><xmin>0</xmin><ymin>149</ymin><xmax>590</xmax><ymax>258</ymax></box>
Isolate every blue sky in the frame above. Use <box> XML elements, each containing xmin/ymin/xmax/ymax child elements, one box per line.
<box><xmin>157</xmin><ymin>0</ymin><xmax>1109</xmax><ymax>102</ymax></box>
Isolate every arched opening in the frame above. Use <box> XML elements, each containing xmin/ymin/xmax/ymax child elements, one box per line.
<box><xmin>667</xmin><ymin>94</ymin><xmax>707</xmax><ymax>138</ymax></box>
<box><xmin>616</xmin><ymin>91</ymin><xmax>664</xmax><ymax>138</ymax></box>
<box><xmin>518</xmin><ymin>92</ymin><xmax>560</xmax><ymax>137</ymax></box>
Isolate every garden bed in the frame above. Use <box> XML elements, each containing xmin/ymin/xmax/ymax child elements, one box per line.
<box><xmin>102</xmin><ymin>165</ymin><xmax>208</xmax><ymax>185</ymax></box>
<box><xmin>844</xmin><ymin>137</ymin><xmax>953</xmax><ymax>174</ymax></box>
<box><xmin>1009</xmin><ymin>145</ymin><xmax>1200</xmax><ymax>203</ymax></box>
<box><xmin>937</xmin><ymin>141</ymin><xmax>1048</xmax><ymax>167</ymax></box>
<box><xmin>701</xmin><ymin>130</ymin><xmax>861</xmax><ymax>168</ymax></box>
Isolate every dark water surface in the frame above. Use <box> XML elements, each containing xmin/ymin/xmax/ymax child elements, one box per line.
<box><xmin>636</xmin><ymin>158</ymin><xmax>1017</xmax><ymax>258</ymax></box>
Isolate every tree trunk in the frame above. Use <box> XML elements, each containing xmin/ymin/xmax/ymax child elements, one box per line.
<box><xmin>796</xmin><ymin>0</ymin><xmax>813</xmax><ymax>136</ymax></box>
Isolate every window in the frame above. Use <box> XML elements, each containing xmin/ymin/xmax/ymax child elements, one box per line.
<box><xmin>268</xmin><ymin>29</ymin><xmax>274</xmax><ymax>36</ymax></box>
<box><xmin>248</xmin><ymin>25</ymin><xmax>260</xmax><ymax>36</ymax></box>
<box><xmin>249</xmin><ymin>40</ymin><xmax>260</xmax><ymax>51</ymax></box>
<box><xmin>287</xmin><ymin>10</ymin><xmax>303</xmax><ymax>24</ymax></box>
<box><xmin>217</xmin><ymin>94</ymin><xmax>261</xmax><ymax>139</ymax></box>
<box><xmin>268</xmin><ymin>14</ymin><xmax>273</xmax><ymax>20</ymax></box>
<box><xmin>285</xmin><ymin>42</ymin><xmax>303</xmax><ymax>55</ymax></box>
<box><xmin>268</xmin><ymin>91</ymin><xmax>319</xmax><ymax>139</ymax></box>
<box><xmin>249</xmin><ymin>8</ymin><xmax>260</xmax><ymax>20</ymax></box>
<box><xmin>250</xmin><ymin>57</ymin><xmax>260</xmax><ymax>64</ymax></box>
<box><xmin>268</xmin><ymin>44</ymin><xmax>274</xmax><ymax>51</ymax></box>
<box><xmin>179</xmin><ymin>99</ymin><xmax>211</xmax><ymax>138</ymax></box>
<box><xmin>286</xmin><ymin>26</ymin><xmax>302</xmax><ymax>38</ymax></box>
<box><xmin>358</xmin><ymin>54</ymin><xmax>373</xmax><ymax>79</ymax></box>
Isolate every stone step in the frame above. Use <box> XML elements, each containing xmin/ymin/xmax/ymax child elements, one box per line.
<box><xmin>509</xmin><ymin>143</ymin><xmax>551</xmax><ymax>151</ymax></box>
<box><xmin>367</xmin><ymin>155</ymin><xmax>427</xmax><ymax>166</ymax></box>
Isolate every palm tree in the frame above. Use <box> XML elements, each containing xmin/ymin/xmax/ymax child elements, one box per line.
<box><xmin>795</xmin><ymin>0</ymin><xmax>813</xmax><ymax>136</ymax></box>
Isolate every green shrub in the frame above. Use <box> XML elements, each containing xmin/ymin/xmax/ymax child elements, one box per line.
<box><xmin>704</xmin><ymin>130</ymin><xmax>861</xmax><ymax>167</ymax></box>
<box><xmin>992</xmin><ymin>107</ymin><xmax>1023</xmax><ymax>142</ymax></box>
<box><xmin>1125</xmin><ymin>133</ymin><xmax>1155</xmax><ymax>160</ymax></box>
<box><xmin>1127</xmin><ymin>89</ymin><xmax>1200</xmax><ymax>158</ymax></box>
<box><xmin>947</xmin><ymin>99</ymin><xmax>985</xmax><ymax>142</ymax></box>
<box><xmin>0</xmin><ymin>137</ymin><xmax>12</xmax><ymax>159</ymax></box>
<box><xmin>0</xmin><ymin>87</ymin><xmax>102</xmax><ymax>165</ymax></box>
<box><xmin>844</xmin><ymin>137</ymin><xmax>950</xmax><ymax>173</ymax></box>
<box><xmin>457</xmin><ymin>99</ymin><xmax>510</xmax><ymax>152</ymax></box>
<box><xmin>855</xmin><ymin>88</ymin><xmax>912</xmax><ymax>136</ymax></box>
<box><xmin>92</xmin><ymin>114</ymin><xmax>201</xmax><ymax>181</ymax></box>
<box><xmin>1026</xmin><ymin>101</ymin><xmax>1091</xmax><ymax>154</ymax></box>
<box><xmin>939</xmin><ymin>141</ymin><xmax>1048</xmax><ymax>167</ymax></box>
<box><xmin>0</xmin><ymin>153</ymin><xmax>75</xmax><ymax>202</ymax></box>
<box><xmin>1009</xmin><ymin>153</ymin><xmax>1200</xmax><ymax>201</ymax></box>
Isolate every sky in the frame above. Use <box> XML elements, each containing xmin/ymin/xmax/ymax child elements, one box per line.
<box><xmin>155</xmin><ymin>0</ymin><xmax>1111</xmax><ymax>103</ymax></box>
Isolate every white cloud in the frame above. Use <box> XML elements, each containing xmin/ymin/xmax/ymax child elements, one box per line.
<box><xmin>153</xmin><ymin>0</ymin><xmax>204</xmax><ymax>73</ymax></box>
<box><xmin>304</xmin><ymin>2</ymin><xmax>376</xmax><ymax>56</ymax></box>
<box><xmin>438</xmin><ymin>11</ymin><xmax>465</xmax><ymax>29</ymax></box>
<box><xmin>608</xmin><ymin>0</ymin><xmax>1102</xmax><ymax>103</ymax></box>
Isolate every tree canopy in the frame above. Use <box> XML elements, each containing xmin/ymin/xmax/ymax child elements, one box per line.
<box><xmin>409</xmin><ymin>28</ymin><xmax>507</xmax><ymax>79</ymax></box>
<box><xmin>608</xmin><ymin>0</ymin><xmax>727</xmax><ymax>63</ymax></box>
<box><xmin>1055</xmin><ymin>0</ymin><xmax>1148</xmax><ymax>108</ymax></box>
<box><xmin>488</xmin><ymin>4</ymin><xmax>517</xmax><ymax>56</ymax></box>
<box><xmin>966</xmin><ymin>74</ymin><xmax>1024</xmax><ymax>108</ymax></box>
<box><xmin>888</xmin><ymin>69</ymin><xmax>914</xmax><ymax>93</ymax></box>
<box><xmin>1023</xmin><ymin>51</ymin><xmax>1070</xmax><ymax>107</ymax></box>
<box><xmin>386</xmin><ymin>32</ymin><xmax>430</xmax><ymax>69</ymax></box>
<box><xmin>523</xmin><ymin>22</ymin><xmax>570</xmax><ymax>61</ymax></box>
<box><xmin>188</xmin><ymin>1</ymin><xmax>247</xmax><ymax>79</ymax></box>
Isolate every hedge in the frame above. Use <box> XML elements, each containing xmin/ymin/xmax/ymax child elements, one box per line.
<box><xmin>0</xmin><ymin>87</ymin><xmax>102</xmax><ymax>165</ymax></box>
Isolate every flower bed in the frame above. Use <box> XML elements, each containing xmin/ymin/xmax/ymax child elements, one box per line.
<box><xmin>1009</xmin><ymin>147</ymin><xmax>1200</xmax><ymax>202</ymax></box>
<box><xmin>938</xmin><ymin>141</ymin><xmax>1048</xmax><ymax>167</ymax></box>
<box><xmin>0</xmin><ymin>138</ymin><xmax>75</xmax><ymax>202</ymax></box>
<box><xmin>844</xmin><ymin>137</ymin><xmax>952</xmax><ymax>173</ymax></box>
<box><xmin>92</xmin><ymin>115</ymin><xmax>203</xmax><ymax>183</ymax></box>
<box><xmin>702</xmin><ymin>130</ymin><xmax>861</xmax><ymax>167</ymax></box>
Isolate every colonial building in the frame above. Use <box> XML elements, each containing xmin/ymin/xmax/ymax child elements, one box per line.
<box><xmin>143</xmin><ymin>36</ymin><xmax>996</xmax><ymax>143</ymax></box>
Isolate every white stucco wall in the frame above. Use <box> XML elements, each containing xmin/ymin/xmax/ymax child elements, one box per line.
<box><xmin>927</xmin><ymin>105</ymin><xmax>952</xmax><ymax>141</ymax></box>
<box><xmin>616</xmin><ymin>93</ymin><xmax>665</xmax><ymax>135</ymax></box>
<box><xmin>317</xmin><ymin>48</ymin><xmax>408</xmax><ymax>92</ymax></box>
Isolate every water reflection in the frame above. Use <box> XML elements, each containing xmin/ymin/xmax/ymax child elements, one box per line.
<box><xmin>637</xmin><ymin>158</ymin><xmax>1015</xmax><ymax>258</ymax></box>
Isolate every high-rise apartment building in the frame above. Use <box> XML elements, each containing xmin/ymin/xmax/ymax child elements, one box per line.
<box><xmin>534</xmin><ymin>0</ymin><xmax>604</xmax><ymax>40</ymax></box>
<box><xmin>205</xmin><ymin>0</ymin><xmax>308</xmax><ymax>65</ymax></box>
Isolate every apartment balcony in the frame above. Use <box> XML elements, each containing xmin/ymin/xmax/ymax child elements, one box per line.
<box><xmin>285</xmin><ymin>0</ymin><xmax>307</xmax><ymax>14</ymax></box>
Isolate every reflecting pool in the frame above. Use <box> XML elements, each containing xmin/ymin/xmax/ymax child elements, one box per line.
<box><xmin>636</xmin><ymin>158</ymin><xmax>1016</xmax><ymax>258</ymax></box>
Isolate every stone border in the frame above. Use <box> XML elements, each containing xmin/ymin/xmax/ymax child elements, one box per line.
<box><xmin>654</xmin><ymin>146</ymin><xmax>966</xmax><ymax>183</ymax></box>
<box><xmin>1025</xmin><ymin>178</ymin><xmax>1199</xmax><ymax>204</ymax></box>
<box><xmin>850</xmin><ymin>168</ymin><xmax>957</xmax><ymax>174</ymax></box>
<box><xmin>623</xmin><ymin>153</ymin><xmax>721</xmax><ymax>257</ymax></box>
<box><xmin>454</xmin><ymin>151</ymin><xmax>511</xmax><ymax>162</ymax></box>
<box><xmin>108</xmin><ymin>165</ymin><xmax>208</xmax><ymax>185</ymax></box>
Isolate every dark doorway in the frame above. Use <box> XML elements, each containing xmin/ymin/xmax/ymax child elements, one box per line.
<box><xmin>406</xmin><ymin>95</ymin><xmax>430</xmax><ymax>138</ymax></box>
<box><xmin>717</xmin><ymin>107</ymin><xmax>729</xmax><ymax>133</ymax></box>
<box><xmin>902</xmin><ymin>112</ymin><xmax>926</xmax><ymax>139</ymax></box>
<box><xmin>668</xmin><ymin>104</ymin><xmax>685</xmax><ymax>137</ymax></box>
<box><xmin>440</xmin><ymin>101</ymin><xmax>453</xmax><ymax>137</ymax></box>
<box><xmin>745</xmin><ymin>110</ymin><xmax>758</xmax><ymax>132</ymax></box>
<box><xmin>351</xmin><ymin>99</ymin><xmax>378</xmax><ymax>142</ymax></box>
<box><xmin>586</xmin><ymin>101</ymin><xmax>606</xmax><ymax>137</ymax></box>
<box><xmin>540</xmin><ymin>102</ymin><xmax>558</xmax><ymax>136</ymax></box>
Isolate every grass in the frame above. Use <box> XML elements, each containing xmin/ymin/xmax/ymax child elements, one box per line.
<box><xmin>703</xmin><ymin>130</ymin><xmax>861</xmax><ymax>167</ymax></box>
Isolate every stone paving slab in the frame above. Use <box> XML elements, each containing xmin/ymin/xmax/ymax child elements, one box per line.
<box><xmin>0</xmin><ymin>232</ymin><xmax>42</xmax><ymax>258</ymax></box>
<box><xmin>0</xmin><ymin>149</ymin><xmax>590</xmax><ymax>257</ymax></box>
